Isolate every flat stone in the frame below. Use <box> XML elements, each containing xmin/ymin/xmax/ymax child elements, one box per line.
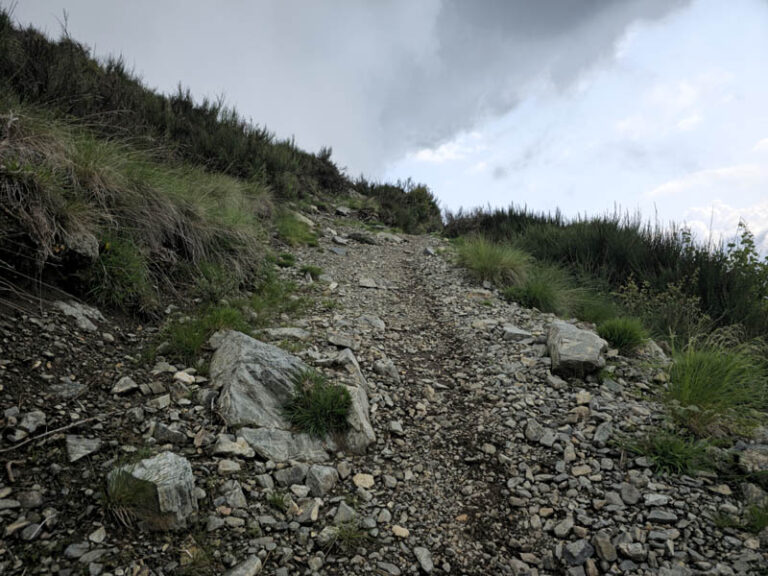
<box><xmin>240</xmin><ymin>427</ymin><xmax>328</xmax><ymax>463</ymax></box>
<box><xmin>563</xmin><ymin>539</ymin><xmax>594</xmax><ymax>566</ymax></box>
<box><xmin>547</xmin><ymin>321</ymin><xmax>607</xmax><ymax>377</ymax></box>
<box><xmin>502</xmin><ymin>324</ymin><xmax>532</xmax><ymax>342</ymax></box>
<box><xmin>305</xmin><ymin>464</ymin><xmax>339</xmax><ymax>497</ymax></box>
<box><xmin>112</xmin><ymin>376</ymin><xmax>138</xmax><ymax>394</ymax></box>
<box><xmin>413</xmin><ymin>547</ymin><xmax>434</xmax><ymax>573</ymax></box>
<box><xmin>213</xmin><ymin>435</ymin><xmax>255</xmax><ymax>459</ymax></box>
<box><xmin>66</xmin><ymin>436</ymin><xmax>102</xmax><ymax>463</ymax></box>
<box><xmin>223</xmin><ymin>556</ymin><xmax>262</xmax><ymax>576</ymax></box>
<box><xmin>358</xmin><ymin>277</ymin><xmax>378</xmax><ymax>289</ymax></box>
<box><xmin>353</xmin><ymin>473</ymin><xmax>375</xmax><ymax>489</ymax></box>
<box><xmin>392</xmin><ymin>525</ymin><xmax>410</xmax><ymax>538</ymax></box>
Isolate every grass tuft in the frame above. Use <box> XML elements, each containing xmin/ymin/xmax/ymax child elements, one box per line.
<box><xmin>283</xmin><ymin>370</ymin><xmax>351</xmax><ymax>437</ymax></box>
<box><xmin>457</xmin><ymin>236</ymin><xmax>529</xmax><ymax>287</ymax></box>
<box><xmin>276</xmin><ymin>212</ymin><xmax>318</xmax><ymax>246</ymax></box>
<box><xmin>666</xmin><ymin>342</ymin><xmax>768</xmax><ymax>436</ymax></box>
<box><xmin>625</xmin><ymin>430</ymin><xmax>710</xmax><ymax>475</ymax></box>
<box><xmin>598</xmin><ymin>317</ymin><xmax>648</xmax><ymax>355</ymax></box>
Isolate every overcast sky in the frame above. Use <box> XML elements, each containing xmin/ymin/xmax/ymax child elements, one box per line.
<box><xmin>11</xmin><ymin>0</ymin><xmax>768</xmax><ymax>251</ymax></box>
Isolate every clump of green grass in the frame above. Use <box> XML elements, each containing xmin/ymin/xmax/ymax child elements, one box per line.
<box><xmin>598</xmin><ymin>317</ymin><xmax>648</xmax><ymax>355</ymax></box>
<box><xmin>666</xmin><ymin>342</ymin><xmax>768</xmax><ymax>436</ymax></box>
<box><xmin>250</xmin><ymin>269</ymin><xmax>308</xmax><ymax>327</ymax></box>
<box><xmin>88</xmin><ymin>235</ymin><xmax>156</xmax><ymax>312</ymax></box>
<box><xmin>335</xmin><ymin>521</ymin><xmax>369</xmax><ymax>550</ymax></box>
<box><xmin>266</xmin><ymin>490</ymin><xmax>289</xmax><ymax>513</ymax></box>
<box><xmin>457</xmin><ymin>236</ymin><xmax>529</xmax><ymax>287</ymax></box>
<box><xmin>104</xmin><ymin>467</ymin><xmax>169</xmax><ymax>529</ymax></box>
<box><xmin>625</xmin><ymin>430</ymin><xmax>710</xmax><ymax>475</ymax></box>
<box><xmin>163</xmin><ymin>303</ymin><xmax>250</xmax><ymax>364</ymax></box>
<box><xmin>275</xmin><ymin>252</ymin><xmax>296</xmax><ymax>268</ymax></box>
<box><xmin>300</xmin><ymin>265</ymin><xmax>323</xmax><ymax>280</ymax></box>
<box><xmin>283</xmin><ymin>370</ymin><xmax>351</xmax><ymax>437</ymax></box>
<box><xmin>194</xmin><ymin>262</ymin><xmax>239</xmax><ymax>304</ymax></box>
<box><xmin>276</xmin><ymin>212</ymin><xmax>318</xmax><ymax>247</ymax></box>
<box><xmin>503</xmin><ymin>264</ymin><xmax>570</xmax><ymax>313</ymax></box>
<box><xmin>745</xmin><ymin>504</ymin><xmax>768</xmax><ymax>533</ymax></box>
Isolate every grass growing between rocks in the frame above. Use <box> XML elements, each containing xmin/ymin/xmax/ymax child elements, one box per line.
<box><xmin>276</xmin><ymin>211</ymin><xmax>318</xmax><ymax>246</ymax></box>
<box><xmin>624</xmin><ymin>430</ymin><xmax>711</xmax><ymax>475</ymax></box>
<box><xmin>666</xmin><ymin>342</ymin><xmax>768</xmax><ymax>436</ymax></box>
<box><xmin>103</xmin><ymin>468</ymin><xmax>166</xmax><ymax>529</ymax></box>
<box><xmin>299</xmin><ymin>265</ymin><xmax>323</xmax><ymax>280</ymax></box>
<box><xmin>598</xmin><ymin>318</ymin><xmax>648</xmax><ymax>355</ymax></box>
<box><xmin>283</xmin><ymin>370</ymin><xmax>351</xmax><ymax>438</ymax></box>
<box><xmin>334</xmin><ymin>522</ymin><xmax>369</xmax><ymax>551</ymax></box>
<box><xmin>456</xmin><ymin>236</ymin><xmax>529</xmax><ymax>287</ymax></box>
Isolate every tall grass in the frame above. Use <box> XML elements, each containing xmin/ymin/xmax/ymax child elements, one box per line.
<box><xmin>667</xmin><ymin>342</ymin><xmax>768</xmax><ymax>435</ymax></box>
<box><xmin>445</xmin><ymin>205</ymin><xmax>768</xmax><ymax>337</ymax></box>
<box><xmin>0</xmin><ymin>107</ymin><xmax>271</xmax><ymax>312</ymax></box>
<box><xmin>456</xmin><ymin>237</ymin><xmax>529</xmax><ymax>287</ymax></box>
<box><xmin>597</xmin><ymin>318</ymin><xmax>648</xmax><ymax>355</ymax></box>
<box><xmin>283</xmin><ymin>370</ymin><xmax>351</xmax><ymax>437</ymax></box>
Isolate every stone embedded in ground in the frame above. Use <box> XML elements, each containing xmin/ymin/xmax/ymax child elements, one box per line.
<box><xmin>373</xmin><ymin>358</ymin><xmax>401</xmax><ymax>383</ymax></box>
<box><xmin>66</xmin><ymin>435</ymin><xmax>102</xmax><ymax>463</ymax></box>
<box><xmin>108</xmin><ymin>451</ymin><xmax>197</xmax><ymax>530</ymax></box>
<box><xmin>353</xmin><ymin>473</ymin><xmax>374</xmax><ymax>489</ymax></box>
<box><xmin>112</xmin><ymin>376</ymin><xmax>138</xmax><ymax>394</ymax></box>
<box><xmin>358</xmin><ymin>277</ymin><xmax>378</xmax><ymax>288</ymax></box>
<box><xmin>305</xmin><ymin>464</ymin><xmax>339</xmax><ymax>497</ymax></box>
<box><xmin>213</xmin><ymin>435</ymin><xmax>255</xmax><ymax>459</ymax></box>
<box><xmin>740</xmin><ymin>445</ymin><xmax>768</xmax><ymax>474</ymax></box>
<box><xmin>211</xmin><ymin>330</ymin><xmax>306</xmax><ymax>428</ymax></box>
<box><xmin>547</xmin><ymin>320</ymin><xmax>608</xmax><ymax>377</ymax></box>
<box><xmin>223</xmin><ymin>555</ymin><xmax>262</xmax><ymax>576</ymax></box>
<box><xmin>563</xmin><ymin>539</ymin><xmax>594</xmax><ymax>566</ymax></box>
<box><xmin>239</xmin><ymin>427</ymin><xmax>327</xmax><ymax>463</ymax></box>
<box><xmin>502</xmin><ymin>324</ymin><xmax>532</xmax><ymax>342</ymax></box>
<box><xmin>262</xmin><ymin>327</ymin><xmax>311</xmax><ymax>341</ymax></box>
<box><xmin>53</xmin><ymin>300</ymin><xmax>105</xmax><ymax>332</ymax></box>
<box><xmin>413</xmin><ymin>547</ymin><xmax>434</xmax><ymax>573</ymax></box>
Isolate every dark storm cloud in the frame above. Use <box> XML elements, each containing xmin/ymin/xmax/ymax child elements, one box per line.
<box><xmin>11</xmin><ymin>0</ymin><xmax>689</xmax><ymax>174</ymax></box>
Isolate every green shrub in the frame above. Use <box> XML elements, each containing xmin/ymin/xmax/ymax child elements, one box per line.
<box><xmin>572</xmin><ymin>290</ymin><xmax>619</xmax><ymax>324</ymax></box>
<box><xmin>88</xmin><ymin>235</ymin><xmax>155</xmax><ymax>312</ymax></box>
<box><xmin>745</xmin><ymin>504</ymin><xmax>768</xmax><ymax>534</ymax></box>
<box><xmin>194</xmin><ymin>262</ymin><xmax>239</xmax><ymax>304</ymax></box>
<box><xmin>503</xmin><ymin>264</ymin><xmax>571</xmax><ymax>313</ymax></box>
<box><xmin>276</xmin><ymin>212</ymin><xmax>318</xmax><ymax>247</ymax></box>
<box><xmin>283</xmin><ymin>370</ymin><xmax>351</xmax><ymax>437</ymax></box>
<box><xmin>625</xmin><ymin>430</ymin><xmax>710</xmax><ymax>475</ymax></box>
<box><xmin>355</xmin><ymin>177</ymin><xmax>442</xmax><ymax>234</ymax></box>
<box><xmin>598</xmin><ymin>318</ymin><xmax>648</xmax><ymax>355</ymax></box>
<box><xmin>275</xmin><ymin>252</ymin><xmax>296</xmax><ymax>268</ymax></box>
<box><xmin>667</xmin><ymin>342</ymin><xmax>768</xmax><ymax>435</ymax></box>
<box><xmin>618</xmin><ymin>277</ymin><xmax>711</xmax><ymax>344</ymax></box>
<box><xmin>457</xmin><ymin>236</ymin><xmax>529</xmax><ymax>287</ymax></box>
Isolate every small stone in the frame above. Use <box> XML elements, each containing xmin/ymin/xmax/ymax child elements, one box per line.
<box><xmin>66</xmin><ymin>435</ymin><xmax>102</xmax><ymax>463</ymax></box>
<box><xmin>413</xmin><ymin>547</ymin><xmax>434</xmax><ymax>573</ymax></box>
<box><xmin>334</xmin><ymin>501</ymin><xmax>357</xmax><ymax>524</ymax></box>
<box><xmin>644</xmin><ymin>493</ymin><xmax>670</xmax><ymax>507</ymax></box>
<box><xmin>173</xmin><ymin>371</ymin><xmax>196</xmax><ymax>384</ymax></box>
<box><xmin>563</xmin><ymin>539</ymin><xmax>594</xmax><ymax>566</ymax></box>
<box><xmin>223</xmin><ymin>555</ymin><xmax>262</xmax><ymax>576</ymax></box>
<box><xmin>88</xmin><ymin>526</ymin><xmax>106</xmax><ymax>544</ymax></box>
<box><xmin>213</xmin><ymin>435</ymin><xmax>255</xmax><ymax>459</ymax></box>
<box><xmin>593</xmin><ymin>532</ymin><xmax>617</xmax><ymax>562</ymax></box>
<box><xmin>305</xmin><ymin>464</ymin><xmax>339</xmax><ymax>497</ymax></box>
<box><xmin>112</xmin><ymin>376</ymin><xmax>138</xmax><ymax>394</ymax></box>
<box><xmin>554</xmin><ymin>516</ymin><xmax>574</xmax><ymax>538</ymax></box>
<box><xmin>353</xmin><ymin>473</ymin><xmax>374</xmax><ymax>489</ymax></box>
<box><xmin>218</xmin><ymin>460</ymin><xmax>241</xmax><ymax>474</ymax></box>
<box><xmin>620</xmin><ymin>483</ymin><xmax>641</xmax><ymax>505</ymax></box>
<box><xmin>525</xmin><ymin>419</ymin><xmax>544</xmax><ymax>442</ymax></box>
<box><xmin>392</xmin><ymin>525</ymin><xmax>409</xmax><ymax>538</ymax></box>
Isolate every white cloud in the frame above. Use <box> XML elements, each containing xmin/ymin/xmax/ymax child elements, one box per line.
<box><xmin>410</xmin><ymin>133</ymin><xmax>487</xmax><ymax>164</ymax></box>
<box><xmin>753</xmin><ymin>137</ymin><xmax>768</xmax><ymax>152</ymax></box>
<box><xmin>685</xmin><ymin>199</ymin><xmax>768</xmax><ymax>254</ymax></box>
<box><xmin>646</xmin><ymin>164</ymin><xmax>764</xmax><ymax>198</ymax></box>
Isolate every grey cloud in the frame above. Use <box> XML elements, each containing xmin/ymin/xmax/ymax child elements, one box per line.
<box><xmin>12</xmin><ymin>0</ymin><xmax>689</xmax><ymax>175</ymax></box>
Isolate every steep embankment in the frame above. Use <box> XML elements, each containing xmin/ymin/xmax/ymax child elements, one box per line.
<box><xmin>1</xmin><ymin>209</ymin><xmax>766</xmax><ymax>575</ymax></box>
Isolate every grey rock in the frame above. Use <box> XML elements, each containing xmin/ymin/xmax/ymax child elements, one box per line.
<box><xmin>262</xmin><ymin>327</ymin><xmax>311</xmax><ymax>341</ymax></box>
<box><xmin>618</xmin><ymin>542</ymin><xmax>647</xmax><ymax>561</ymax></box>
<box><xmin>316</xmin><ymin>526</ymin><xmax>339</xmax><ymax>546</ymax></box>
<box><xmin>648</xmin><ymin>509</ymin><xmax>677</xmax><ymax>524</ymax></box>
<box><xmin>334</xmin><ymin>501</ymin><xmax>356</xmax><ymax>524</ymax></box>
<box><xmin>740</xmin><ymin>445</ymin><xmax>768</xmax><ymax>474</ymax></box>
<box><xmin>359</xmin><ymin>277</ymin><xmax>378</xmax><ymax>289</ymax></box>
<box><xmin>211</xmin><ymin>331</ymin><xmax>305</xmax><ymax>428</ymax></box>
<box><xmin>329</xmin><ymin>246</ymin><xmax>347</xmax><ymax>256</ymax></box>
<box><xmin>112</xmin><ymin>376</ymin><xmax>138</xmax><ymax>395</ymax></box>
<box><xmin>358</xmin><ymin>314</ymin><xmax>386</xmax><ymax>331</ymax></box>
<box><xmin>53</xmin><ymin>300</ymin><xmax>105</xmax><ymax>332</ymax></box>
<box><xmin>554</xmin><ymin>516</ymin><xmax>574</xmax><ymax>538</ymax></box>
<box><xmin>223</xmin><ymin>556</ymin><xmax>262</xmax><ymax>576</ymax></box>
<box><xmin>108</xmin><ymin>452</ymin><xmax>197</xmax><ymax>530</ymax></box>
<box><xmin>327</xmin><ymin>331</ymin><xmax>360</xmax><ymax>350</ymax></box>
<box><xmin>502</xmin><ymin>324</ymin><xmax>532</xmax><ymax>342</ymax></box>
<box><xmin>563</xmin><ymin>539</ymin><xmax>594</xmax><ymax>566</ymax></box>
<box><xmin>240</xmin><ymin>428</ymin><xmax>327</xmax><ymax>463</ymax></box>
<box><xmin>213</xmin><ymin>435</ymin><xmax>255</xmax><ymax>458</ymax></box>
<box><xmin>305</xmin><ymin>464</ymin><xmax>339</xmax><ymax>497</ymax></box>
<box><xmin>19</xmin><ymin>410</ymin><xmax>46</xmax><ymax>433</ymax></box>
<box><xmin>66</xmin><ymin>435</ymin><xmax>102</xmax><ymax>463</ymax></box>
<box><xmin>593</xmin><ymin>422</ymin><xmax>612</xmax><ymax>447</ymax></box>
<box><xmin>335</xmin><ymin>206</ymin><xmax>353</xmax><ymax>216</ymax></box>
<box><xmin>153</xmin><ymin>422</ymin><xmax>186</xmax><ymax>445</ymax></box>
<box><xmin>547</xmin><ymin>320</ymin><xmax>607</xmax><ymax>377</ymax></box>
<box><xmin>373</xmin><ymin>358</ymin><xmax>401</xmax><ymax>383</ymax></box>
<box><xmin>525</xmin><ymin>419</ymin><xmax>545</xmax><ymax>442</ymax></box>
<box><xmin>413</xmin><ymin>547</ymin><xmax>434</xmax><ymax>573</ymax></box>
<box><xmin>66</xmin><ymin>231</ymin><xmax>100</xmax><ymax>261</ymax></box>
<box><xmin>273</xmin><ymin>463</ymin><xmax>309</xmax><ymax>486</ymax></box>
<box><xmin>593</xmin><ymin>532</ymin><xmax>617</xmax><ymax>562</ymax></box>
<box><xmin>620</xmin><ymin>483</ymin><xmax>641</xmax><ymax>505</ymax></box>
<box><xmin>343</xmin><ymin>384</ymin><xmax>376</xmax><ymax>453</ymax></box>
<box><xmin>221</xmin><ymin>480</ymin><xmax>247</xmax><ymax>508</ymax></box>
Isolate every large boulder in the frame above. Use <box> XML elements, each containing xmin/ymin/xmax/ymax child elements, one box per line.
<box><xmin>108</xmin><ymin>452</ymin><xmax>197</xmax><ymax>530</ymax></box>
<box><xmin>211</xmin><ymin>330</ymin><xmax>307</xmax><ymax>428</ymax></box>
<box><xmin>547</xmin><ymin>320</ymin><xmax>607</xmax><ymax>377</ymax></box>
<box><xmin>210</xmin><ymin>330</ymin><xmax>375</xmax><ymax>458</ymax></box>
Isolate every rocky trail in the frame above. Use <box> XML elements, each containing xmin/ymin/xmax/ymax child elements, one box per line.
<box><xmin>1</xmin><ymin>217</ymin><xmax>767</xmax><ymax>575</ymax></box>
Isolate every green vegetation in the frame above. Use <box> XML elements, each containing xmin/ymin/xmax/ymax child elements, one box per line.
<box><xmin>625</xmin><ymin>430</ymin><xmax>711</xmax><ymax>475</ymax></box>
<box><xmin>300</xmin><ymin>264</ymin><xmax>323</xmax><ymax>280</ymax></box>
<box><xmin>283</xmin><ymin>370</ymin><xmax>351</xmax><ymax>437</ymax></box>
<box><xmin>276</xmin><ymin>252</ymin><xmax>296</xmax><ymax>268</ymax></box>
<box><xmin>163</xmin><ymin>303</ymin><xmax>250</xmax><ymax>364</ymax></box>
<box><xmin>104</xmin><ymin>468</ymin><xmax>168</xmax><ymax>529</ymax></box>
<box><xmin>598</xmin><ymin>317</ymin><xmax>648</xmax><ymax>355</ymax></box>
<box><xmin>446</xmin><ymin>206</ymin><xmax>768</xmax><ymax>338</ymax></box>
<box><xmin>276</xmin><ymin>211</ymin><xmax>318</xmax><ymax>246</ymax></box>
<box><xmin>666</xmin><ymin>342</ymin><xmax>767</xmax><ymax>435</ymax></box>
<box><xmin>335</xmin><ymin>522</ymin><xmax>369</xmax><ymax>550</ymax></box>
<box><xmin>745</xmin><ymin>504</ymin><xmax>768</xmax><ymax>534</ymax></box>
<box><xmin>266</xmin><ymin>490</ymin><xmax>289</xmax><ymax>513</ymax></box>
<box><xmin>457</xmin><ymin>236</ymin><xmax>529</xmax><ymax>287</ymax></box>
<box><xmin>355</xmin><ymin>178</ymin><xmax>442</xmax><ymax>234</ymax></box>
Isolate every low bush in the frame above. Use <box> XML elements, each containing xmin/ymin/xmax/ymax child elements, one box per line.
<box><xmin>163</xmin><ymin>303</ymin><xmax>249</xmax><ymax>364</ymax></box>
<box><xmin>667</xmin><ymin>342</ymin><xmax>768</xmax><ymax>435</ymax></box>
<box><xmin>299</xmin><ymin>265</ymin><xmax>323</xmax><ymax>280</ymax></box>
<box><xmin>457</xmin><ymin>236</ymin><xmax>529</xmax><ymax>287</ymax></box>
<box><xmin>598</xmin><ymin>317</ymin><xmax>647</xmax><ymax>355</ymax></box>
<box><xmin>283</xmin><ymin>370</ymin><xmax>351</xmax><ymax>437</ymax></box>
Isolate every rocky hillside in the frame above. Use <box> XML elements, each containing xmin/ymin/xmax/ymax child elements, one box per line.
<box><xmin>1</xmin><ymin>208</ymin><xmax>766</xmax><ymax>575</ymax></box>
